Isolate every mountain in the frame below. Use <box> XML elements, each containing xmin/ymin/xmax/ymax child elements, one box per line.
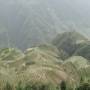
<box><xmin>74</xmin><ymin>43</ymin><xmax>90</xmax><ymax>60</ymax></box>
<box><xmin>52</xmin><ymin>31</ymin><xmax>88</xmax><ymax>59</ymax></box>
<box><xmin>0</xmin><ymin>0</ymin><xmax>90</xmax><ymax>50</ymax></box>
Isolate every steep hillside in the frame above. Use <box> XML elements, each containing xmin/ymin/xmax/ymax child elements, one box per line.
<box><xmin>0</xmin><ymin>45</ymin><xmax>89</xmax><ymax>90</ymax></box>
<box><xmin>8</xmin><ymin>44</ymin><xmax>62</xmax><ymax>68</ymax></box>
<box><xmin>0</xmin><ymin>45</ymin><xmax>87</xmax><ymax>89</ymax></box>
<box><xmin>52</xmin><ymin>31</ymin><xmax>88</xmax><ymax>59</ymax></box>
<box><xmin>64</xmin><ymin>56</ymin><xmax>89</xmax><ymax>69</ymax></box>
<box><xmin>0</xmin><ymin>48</ymin><xmax>24</xmax><ymax>61</ymax></box>
<box><xmin>62</xmin><ymin>56</ymin><xmax>90</xmax><ymax>85</ymax></box>
<box><xmin>74</xmin><ymin>44</ymin><xmax>90</xmax><ymax>60</ymax></box>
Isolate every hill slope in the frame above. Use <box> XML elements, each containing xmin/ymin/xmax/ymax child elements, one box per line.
<box><xmin>74</xmin><ymin>44</ymin><xmax>90</xmax><ymax>60</ymax></box>
<box><xmin>0</xmin><ymin>48</ymin><xmax>24</xmax><ymax>61</ymax></box>
<box><xmin>52</xmin><ymin>31</ymin><xmax>88</xmax><ymax>59</ymax></box>
<box><xmin>0</xmin><ymin>45</ymin><xmax>88</xmax><ymax>89</ymax></box>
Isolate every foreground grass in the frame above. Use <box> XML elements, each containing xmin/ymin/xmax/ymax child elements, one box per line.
<box><xmin>2</xmin><ymin>81</ymin><xmax>90</xmax><ymax>90</ymax></box>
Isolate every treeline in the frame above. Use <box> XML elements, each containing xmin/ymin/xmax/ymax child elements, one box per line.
<box><xmin>2</xmin><ymin>81</ymin><xmax>90</xmax><ymax>90</ymax></box>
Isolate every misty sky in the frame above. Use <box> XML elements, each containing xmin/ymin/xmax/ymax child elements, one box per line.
<box><xmin>0</xmin><ymin>0</ymin><xmax>90</xmax><ymax>37</ymax></box>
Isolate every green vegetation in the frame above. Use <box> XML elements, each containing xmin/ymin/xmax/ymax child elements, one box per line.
<box><xmin>52</xmin><ymin>31</ymin><xmax>88</xmax><ymax>60</ymax></box>
<box><xmin>76</xmin><ymin>83</ymin><xmax>90</xmax><ymax>90</ymax></box>
<box><xmin>2</xmin><ymin>81</ymin><xmax>90</xmax><ymax>90</ymax></box>
<box><xmin>0</xmin><ymin>31</ymin><xmax>89</xmax><ymax>90</ymax></box>
<box><xmin>74</xmin><ymin>44</ymin><xmax>90</xmax><ymax>60</ymax></box>
<box><xmin>0</xmin><ymin>48</ymin><xmax>24</xmax><ymax>61</ymax></box>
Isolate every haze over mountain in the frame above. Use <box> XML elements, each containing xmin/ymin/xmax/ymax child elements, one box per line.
<box><xmin>0</xmin><ymin>0</ymin><xmax>90</xmax><ymax>50</ymax></box>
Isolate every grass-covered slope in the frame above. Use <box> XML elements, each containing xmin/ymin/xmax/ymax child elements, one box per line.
<box><xmin>0</xmin><ymin>45</ymin><xmax>88</xmax><ymax>89</ymax></box>
<box><xmin>0</xmin><ymin>31</ymin><xmax>90</xmax><ymax>90</ymax></box>
<box><xmin>62</xmin><ymin>56</ymin><xmax>90</xmax><ymax>88</ymax></box>
<box><xmin>23</xmin><ymin>44</ymin><xmax>62</xmax><ymax>65</ymax></box>
<box><xmin>0</xmin><ymin>48</ymin><xmax>24</xmax><ymax>61</ymax></box>
<box><xmin>64</xmin><ymin>56</ymin><xmax>88</xmax><ymax>69</ymax></box>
